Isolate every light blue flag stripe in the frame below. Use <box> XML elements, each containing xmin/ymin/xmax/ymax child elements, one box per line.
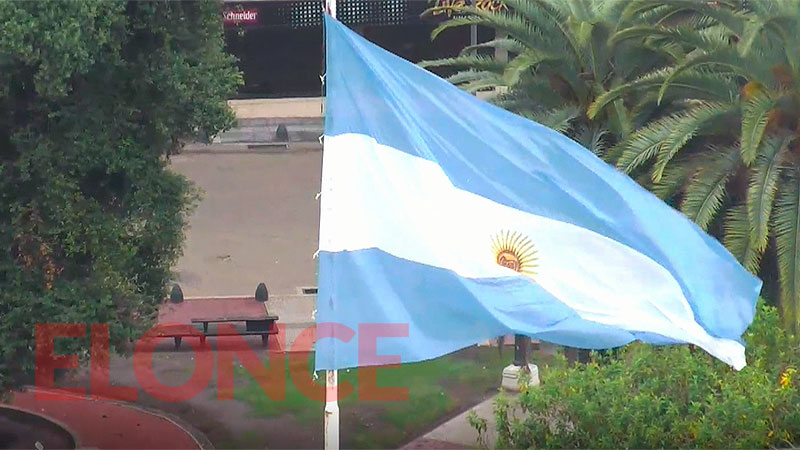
<box><xmin>316</xmin><ymin>16</ymin><xmax>761</xmax><ymax>371</ymax></box>
<box><xmin>317</xmin><ymin>249</ymin><xmax>683</xmax><ymax>367</ymax></box>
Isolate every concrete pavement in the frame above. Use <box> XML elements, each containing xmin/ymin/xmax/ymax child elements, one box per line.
<box><xmin>227</xmin><ymin>97</ymin><xmax>322</xmax><ymax>119</ymax></box>
<box><xmin>169</xmin><ymin>145</ymin><xmax>322</xmax><ymax>298</ymax></box>
<box><xmin>404</xmin><ymin>394</ymin><xmax>508</xmax><ymax>449</ymax></box>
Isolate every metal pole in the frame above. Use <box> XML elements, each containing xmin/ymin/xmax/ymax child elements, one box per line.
<box><xmin>326</xmin><ymin>0</ymin><xmax>336</xmax><ymax>18</ymax></box>
<box><xmin>323</xmin><ymin>3</ymin><xmax>338</xmax><ymax>449</ymax></box>
<box><xmin>324</xmin><ymin>369</ymin><xmax>339</xmax><ymax>450</ymax></box>
<box><xmin>513</xmin><ymin>334</ymin><xmax>530</xmax><ymax>370</ymax></box>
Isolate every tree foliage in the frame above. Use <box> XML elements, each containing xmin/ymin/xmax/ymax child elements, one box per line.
<box><xmin>0</xmin><ymin>1</ymin><xmax>242</xmax><ymax>390</ymax></box>
<box><xmin>420</xmin><ymin>0</ymin><xmax>676</xmax><ymax>154</ymax></box>
<box><xmin>599</xmin><ymin>0</ymin><xmax>800</xmax><ymax>332</ymax></box>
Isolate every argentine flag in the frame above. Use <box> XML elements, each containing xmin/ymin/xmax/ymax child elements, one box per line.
<box><xmin>316</xmin><ymin>16</ymin><xmax>761</xmax><ymax>371</ymax></box>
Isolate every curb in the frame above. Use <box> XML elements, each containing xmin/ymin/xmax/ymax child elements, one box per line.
<box><xmin>119</xmin><ymin>401</ymin><xmax>214</xmax><ymax>450</ymax></box>
<box><xmin>0</xmin><ymin>403</ymin><xmax>82</xmax><ymax>450</ymax></box>
<box><xmin>179</xmin><ymin>142</ymin><xmax>321</xmax><ymax>155</ymax></box>
<box><xmin>17</xmin><ymin>387</ymin><xmax>213</xmax><ymax>450</ymax></box>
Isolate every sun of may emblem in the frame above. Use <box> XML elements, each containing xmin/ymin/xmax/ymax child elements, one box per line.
<box><xmin>491</xmin><ymin>230</ymin><xmax>537</xmax><ymax>275</ymax></box>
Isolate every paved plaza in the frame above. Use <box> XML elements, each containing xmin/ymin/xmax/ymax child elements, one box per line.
<box><xmin>170</xmin><ymin>144</ymin><xmax>322</xmax><ymax>298</ymax></box>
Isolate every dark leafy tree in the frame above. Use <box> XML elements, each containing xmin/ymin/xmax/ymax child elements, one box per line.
<box><xmin>0</xmin><ymin>1</ymin><xmax>242</xmax><ymax>390</ymax></box>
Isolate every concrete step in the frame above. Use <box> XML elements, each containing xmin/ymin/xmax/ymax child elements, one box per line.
<box><xmin>179</xmin><ymin>142</ymin><xmax>320</xmax><ymax>154</ymax></box>
<box><xmin>236</xmin><ymin>117</ymin><xmax>322</xmax><ymax>127</ymax></box>
<box><xmin>215</xmin><ymin>118</ymin><xmax>323</xmax><ymax>144</ymax></box>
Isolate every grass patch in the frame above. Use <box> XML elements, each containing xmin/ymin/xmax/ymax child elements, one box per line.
<box><xmin>231</xmin><ymin>346</ymin><xmax>514</xmax><ymax>448</ymax></box>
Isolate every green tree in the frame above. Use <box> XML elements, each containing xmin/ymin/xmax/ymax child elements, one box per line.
<box><xmin>0</xmin><ymin>1</ymin><xmax>242</xmax><ymax>390</ymax></box>
<box><xmin>591</xmin><ymin>0</ymin><xmax>800</xmax><ymax>331</ymax></box>
<box><xmin>419</xmin><ymin>0</ymin><xmax>674</xmax><ymax>154</ymax></box>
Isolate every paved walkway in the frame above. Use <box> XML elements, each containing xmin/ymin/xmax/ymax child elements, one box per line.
<box><xmin>12</xmin><ymin>388</ymin><xmax>205</xmax><ymax>449</ymax></box>
<box><xmin>404</xmin><ymin>346</ymin><xmax>554</xmax><ymax>449</ymax></box>
<box><xmin>403</xmin><ymin>394</ymin><xmax>502</xmax><ymax>449</ymax></box>
<box><xmin>228</xmin><ymin>97</ymin><xmax>322</xmax><ymax>119</ymax></box>
<box><xmin>169</xmin><ymin>148</ymin><xmax>321</xmax><ymax>298</ymax></box>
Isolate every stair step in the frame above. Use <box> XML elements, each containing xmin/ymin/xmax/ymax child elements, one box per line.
<box><xmin>216</xmin><ymin>122</ymin><xmax>323</xmax><ymax>144</ymax></box>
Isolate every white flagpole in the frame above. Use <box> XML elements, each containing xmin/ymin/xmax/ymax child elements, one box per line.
<box><xmin>323</xmin><ymin>1</ymin><xmax>339</xmax><ymax>449</ymax></box>
<box><xmin>324</xmin><ymin>369</ymin><xmax>339</xmax><ymax>450</ymax></box>
<box><xmin>326</xmin><ymin>0</ymin><xmax>337</xmax><ymax>19</ymax></box>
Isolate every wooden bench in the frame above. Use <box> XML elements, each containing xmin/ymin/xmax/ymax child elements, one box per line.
<box><xmin>193</xmin><ymin>315</ymin><xmax>279</xmax><ymax>347</ymax></box>
<box><xmin>155</xmin><ymin>316</ymin><xmax>279</xmax><ymax>349</ymax></box>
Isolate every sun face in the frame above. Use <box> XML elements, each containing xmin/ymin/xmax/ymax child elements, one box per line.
<box><xmin>491</xmin><ymin>230</ymin><xmax>537</xmax><ymax>275</ymax></box>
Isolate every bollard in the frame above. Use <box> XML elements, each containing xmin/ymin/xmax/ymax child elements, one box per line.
<box><xmin>275</xmin><ymin>124</ymin><xmax>289</xmax><ymax>142</ymax></box>
<box><xmin>170</xmin><ymin>284</ymin><xmax>184</xmax><ymax>303</ymax></box>
<box><xmin>502</xmin><ymin>334</ymin><xmax>539</xmax><ymax>391</ymax></box>
<box><xmin>255</xmin><ymin>282</ymin><xmax>269</xmax><ymax>302</ymax></box>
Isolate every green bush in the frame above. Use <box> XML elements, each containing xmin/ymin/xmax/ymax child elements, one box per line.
<box><xmin>0</xmin><ymin>1</ymin><xmax>242</xmax><ymax>391</ymax></box>
<box><xmin>482</xmin><ymin>303</ymin><xmax>800</xmax><ymax>449</ymax></box>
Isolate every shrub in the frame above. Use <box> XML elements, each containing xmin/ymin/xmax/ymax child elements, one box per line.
<box><xmin>482</xmin><ymin>303</ymin><xmax>800</xmax><ymax>449</ymax></box>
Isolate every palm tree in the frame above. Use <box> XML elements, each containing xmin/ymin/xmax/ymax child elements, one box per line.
<box><xmin>590</xmin><ymin>0</ymin><xmax>800</xmax><ymax>331</ymax></box>
<box><xmin>419</xmin><ymin>0</ymin><xmax>674</xmax><ymax>155</ymax></box>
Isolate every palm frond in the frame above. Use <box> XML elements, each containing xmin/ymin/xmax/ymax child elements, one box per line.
<box><xmin>565</xmin><ymin>0</ymin><xmax>593</xmax><ymax>22</ymax></box>
<box><xmin>611</xmin><ymin>26</ymin><xmax>728</xmax><ymax>52</ymax></box>
<box><xmin>739</xmin><ymin>16</ymin><xmax>775</xmax><ymax>56</ymax></box>
<box><xmin>572</xmin><ymin>123</ymin><xmax>612</xmax><ymax>156</ymax></box>
<box><xmin>461</xmin><ymin>77</ymin><xmax>506</xmax><ymax>93</ymax></box>
<box><xmin>418</xmin><ymin>54</ymin><xmax>505</xmax><ymax>72</ymax></box>
<box><xmin>652</xmin><ymin>101</ymin><xmax>738</xmax><ymax>181</ymax></box>
<box><xmin>526</xmin><ymin>105</ymin><xmax>581</xmax><ymax>134</ymax></box>
<box><xmin>681</xmin><ymin>146</ymin><xmax>740</xmax><ymax>229</ymax></box>
<box><xmin>502</xmin><ymin>51</ymin><xmax>559</xmax><ymax>86</ymax></box>
<box><xmin>657</xmin><ymin>48</ymin><xmax>760</xmax><ymax>103</ymax></box>
<box><xmin>772</xmin><ymin>171</ymin><xmax>800</xmax><ymax>331</ymax></box>
<box><xmin>614</xmin><ymin>117</ymin><xmax>672</xmax><ymax>173</ymax></box>
<box><xmin>621</xmin><ymin>0</ymin><xmax>746</xmax><ymax>35</ymax></box>
<box><xmin>459</xmin><ymin>38</ymin><xmax>528</xmax><ymax>56</ymax></box>
<box><xmin>747</xmin><ymin>135</ymin><xmax>791</xmax><ymax>253</ymax></box>
<box><xmin>429</xmin><ymin>6</ymin><xmax>561</xmax><ymax>54</ymax></box>
<box><xmin>429</xmin><ymin>16</ymin><xmax>483</xmax><ymax>40</ymax></box>
<box><xmin>651</xmin><ymin>152</ymin><xmax>708</xmax><ymax>201</ymax></box>
<box><xmin>493</xmin><ymin>80</ymin><xmax>563</xmax><ymax>111</ymax></box>
<box><xmin>652</xmin><ymin>165</ymin><xmax>689</xmax><ymax>201</ymax></box>
<box><xmin>446</xmin><ymin>69</ymin><xmax>504</xmax><ymax>85</ymax></box>
<box><xmin>499</xmin><ymin>0</ymin><xmax>568</xmax><ymax>35</ymax></box>
<box><xmin>724</xmin><ymin>204</ymin><xmax>762</xmax><ymax>273</ymax></box>
<box><xmin>588</xmin><ymin>68</ymin><xmax>737</xmax><ymax>119</ymax></box>
<box><xmin>500</xmin><ymin>0</ymin><xmax>578</xmax><ymax>56</ymax></box>
<box><xmin>740</xmin><ymin>90</ymin><xmax>777</xmax><ymax>165</ymax></box>
<box><xmin>594</xmin><ymin>0</ymin><xmax>630</xmax><ymax>28</ymax></box>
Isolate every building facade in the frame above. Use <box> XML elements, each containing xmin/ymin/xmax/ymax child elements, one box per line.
<box><xmin>222</xmin><ymin>0</ymin><xmax>499</xmax><ymax>98</ymax></box>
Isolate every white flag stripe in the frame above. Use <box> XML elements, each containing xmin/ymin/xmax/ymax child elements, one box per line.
<box><xmin>319</xmin><ymin>133</ymin><xmax>746</xmax><ymax>369</ymax></box>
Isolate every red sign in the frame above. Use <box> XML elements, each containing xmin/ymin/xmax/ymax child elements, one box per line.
<box><xmin>223</xmin><ymin>9</ymin><xmax>259</xmax><ymax>25</ymax></box>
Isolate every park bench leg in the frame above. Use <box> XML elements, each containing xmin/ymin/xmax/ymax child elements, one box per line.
<box><xmin>261</xmin><ymin>334</ymin><xmax>269</xmax><ymax>347</ymax></box>
<box><xmin>174</xmin><ymin>337</ymin><xmax>182</xmax><ymax>349</ymax></box>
